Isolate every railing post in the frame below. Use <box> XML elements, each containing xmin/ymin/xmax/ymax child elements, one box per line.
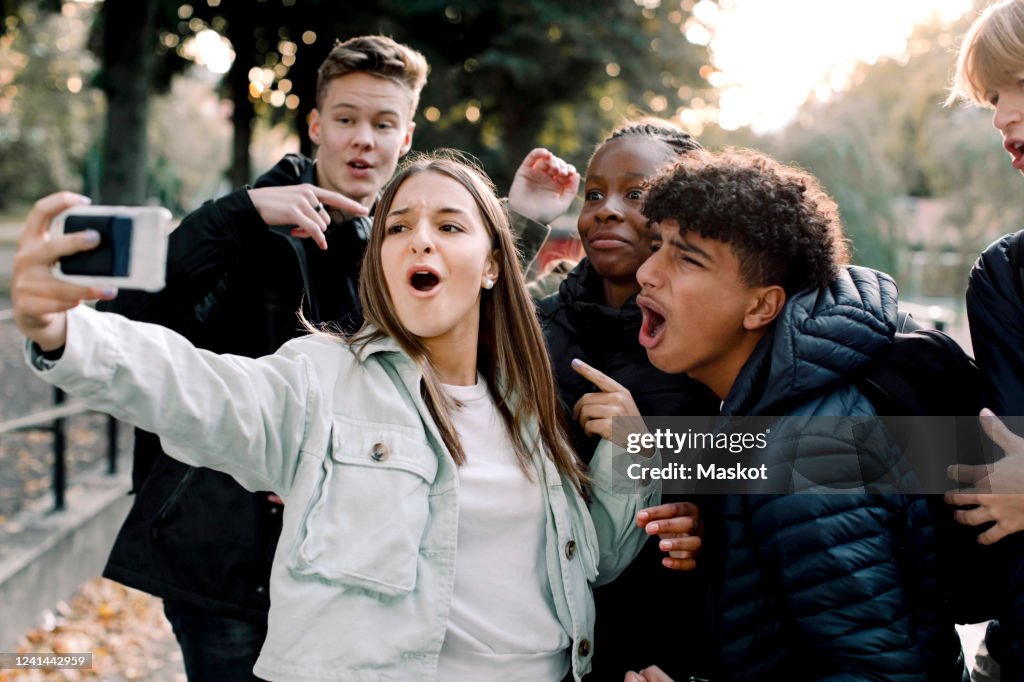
<box><xmin>52</xmin><ymin>387</ymin><xmax>66</xmax><ymax>511</ymax></box>
<box><xmin>107</xmin><ymin>416</ymin><xmax>118</xmax><ymax>474</ymax></box>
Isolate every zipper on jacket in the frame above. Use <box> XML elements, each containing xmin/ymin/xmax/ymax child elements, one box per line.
<box><xmin>151</xmin><ymin>468</ymin><xmax>197</xmax><ymax>538</ymax></box>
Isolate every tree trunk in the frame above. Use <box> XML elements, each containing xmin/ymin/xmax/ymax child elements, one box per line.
<box><xmin>98</xmin><ymin>0</ymin><xmax>159</xmax><ymax>204</ymax></box>
<box><xmin>224</xmin><ymin>9</ymin><xmax>258</xmax><ymax>188</ymax></box>
<box><xmin>495</xmin><ymin>75</ymin><xmax>546</xmax><ymax>193</ymax></box>
<box><xmin>227</xmin><ymin>55</ymin><xmax>254</xmax><ymax>187</ymax></box>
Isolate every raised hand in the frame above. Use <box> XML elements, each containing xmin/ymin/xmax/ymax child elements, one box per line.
<box><xmin>247</xmin><ymin>184</ymin><xmax>369</xmax><ymax>250</ymax></box>
<box><xmin>508</xmin><ymin>148</ymin><xmax>580</xmax><ymax>225</ymax></box>
<box><xmin>13</xmin><ymin>192</ymin><xmax>116</xmax><ymax>351</ymax></box>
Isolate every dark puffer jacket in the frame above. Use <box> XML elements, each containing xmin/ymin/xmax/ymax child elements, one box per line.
<box><xmin>965</xmin><ymin>230</ymin><xmax>1024</xmax><ymax>678</ymax></box>
<box><xmin>702</xmin><ymin>266</ymin><xmax>964</xmax><ymax>681</ymax></box>
<box><xmin>538</xmin><ymin>259</ymin><xmax>719</xmax><ymax>680</ymax></box>
<box><xmin>967</xmin><ymin>230</ymin><xmax>1024</xmax><ymax>420</ymax></box>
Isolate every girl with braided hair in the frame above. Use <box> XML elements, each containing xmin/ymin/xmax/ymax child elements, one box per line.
<box><xmin>538</xmin><ymin>121</ymin><xmax>720</xmax><ymax>680</ymax></box>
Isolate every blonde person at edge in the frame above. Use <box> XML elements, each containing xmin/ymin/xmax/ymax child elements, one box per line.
<box><xmin>946</xmin><ymin>0</ymin><xmax>1024</xmax><ymax>549</ymax></box>
<box><xmin>944</xmin><ymin>2</ymin><xmax>1024</xmax><ymax>679</ymax></box>
<box><xmin>12</xmin><ymin>153</ymin><xmax>686</xmax><ymax>682</ymax></box>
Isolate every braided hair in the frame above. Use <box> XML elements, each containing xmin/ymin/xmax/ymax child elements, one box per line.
<box><xmin>597</xmin><ymin>121</ymin><xmax>702</xmax><ymax>160</ymax></box>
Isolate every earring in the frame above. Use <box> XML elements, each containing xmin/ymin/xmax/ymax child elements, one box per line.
<box><xmin>483</xmin><ymin>278</ymin><xmax>495</xmax><ymax>290</ymax></box>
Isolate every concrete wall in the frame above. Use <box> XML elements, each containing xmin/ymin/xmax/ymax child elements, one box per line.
<box><xmin>0</xmin><ymin>466</ymin><xmax>131</xmax><ymax>651</ymax></box>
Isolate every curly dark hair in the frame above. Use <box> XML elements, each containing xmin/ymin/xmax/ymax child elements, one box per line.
<box><xmin>642</xmin><ymin>148</ymin><xmax>849</xmax><ymax>294</ymax></box>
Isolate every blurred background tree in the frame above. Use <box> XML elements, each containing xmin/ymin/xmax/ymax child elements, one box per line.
<box><xmin>0</xmin><ymin>0</ymin><xmax>102</xmax><ymax>209</ymax></box>
<box><xmin>3</xmin><ymin>0</ymin><xmax>1021</xmax><ymax>332</ymax></box>
<box><xmin>0</xmin><ymin>0</ymin><xmax>718</xmax><ymax>209</ymax></box>
<box><xmin>763</xmin><ymin>4</ymin><xmax>1024</xmax><ymax>310</ymax></box>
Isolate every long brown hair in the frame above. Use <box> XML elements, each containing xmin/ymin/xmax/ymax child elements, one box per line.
<box><xmin>351</xmin><ymin>150</ymin><xmax>586</xmax><ymax>495</ymax></box>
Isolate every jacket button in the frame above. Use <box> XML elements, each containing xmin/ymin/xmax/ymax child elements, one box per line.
<box><xmin>577</xmin><ymin>638</ymin><xmax>591</xmax><ymax>658</ymax></box>
<box><xmin>255</xmin><ymin>586</ymin><xmax>266</xmax><ymax>594</ymax></box>
<box><xmin>370</xmin><ymin>442</ymin><xmax>390</xmax><ymax>462</ymax></box>
<box><xmin>564</xmin><ymin>540</ymin><xmax>577</xmax><ymax>560</ymax></box>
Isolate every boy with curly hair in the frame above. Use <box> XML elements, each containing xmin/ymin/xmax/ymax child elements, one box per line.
<box><xmin>625</xmin><ymin>149</ymin><xmax>965</xmax><ymax>681</ymax></box>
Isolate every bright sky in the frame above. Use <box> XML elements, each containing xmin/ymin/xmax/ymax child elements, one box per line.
<box><xmin>694</xmin><ymin>0</ymin><xmax>975</xmax><ymax>132</ymax></box>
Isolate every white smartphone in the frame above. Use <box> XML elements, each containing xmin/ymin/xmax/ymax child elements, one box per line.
<box><xmin>49</xmin><ymin>205</ymin><xmax>173</xmax><ymax>292</ymax></box>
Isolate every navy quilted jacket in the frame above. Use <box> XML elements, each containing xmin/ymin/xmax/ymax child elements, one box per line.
<box><xmin>701</xmin><ymin>266</ymin><xmax>964</xmax><ymax>681</ymax></box>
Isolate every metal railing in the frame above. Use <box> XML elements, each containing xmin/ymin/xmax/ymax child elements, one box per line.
<box><xmin>0</xmin><ymin>310</ymin><xmax>119</xmax><ymax>511</ymax></box>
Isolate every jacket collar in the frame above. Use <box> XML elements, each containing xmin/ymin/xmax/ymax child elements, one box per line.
<box><xmin>557</xmin><ymin>259</ymin><xmax>643</xmax><ymax>337</ymax></box>
<box><xmin>348</xmin><ymin>326</ymin><xmax>407</xmax><ymax>361</ymax></box>
<box><xmin>723</xmin><ymin>266</ymin><xmax>898</xmax><ymax>416</ymax></box>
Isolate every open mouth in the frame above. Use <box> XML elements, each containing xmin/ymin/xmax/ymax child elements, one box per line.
<box><xmin>1004</xmin><ymin>140</ymin><xmax>1024</xmax><ymax>167</ymax></box>
<box><xmin>348</xmin><ymin>159</ymin><xmax>372</xmax><ymax>171</ymax></box>
<box><xmin>410</xmin><ymin>270</ymin><xmax>440</xmax><ymax>292</ymax></box>
<box><xmin>637</xmin><ymin>298</ymin><xmax>666</xmax><ymax>348</ymax></box>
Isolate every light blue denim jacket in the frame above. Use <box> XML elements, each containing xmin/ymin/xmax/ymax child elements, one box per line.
<box><xmin>28</xmin><ymin>306</ymin><xmax>658</xmax><ymax>682</ymax></box>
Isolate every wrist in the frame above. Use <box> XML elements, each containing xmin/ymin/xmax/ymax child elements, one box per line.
<box><xmin>507</xmin><ymin>200</ymin><xmax>550</xmax><ymax>225</ymax></box>
<box><xmin>34</xmin><ymin>315</ymin><xmax>69</xmax><ymax>353</ymax></box>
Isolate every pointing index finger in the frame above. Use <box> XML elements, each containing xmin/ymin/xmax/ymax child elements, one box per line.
<box><xmin>311</xmin><ymin>186</ymin><xmax>369</xmax><ymax>217</ymax></box>
<box><xmin>570</xmin><ymin>358</ymin><xmax>624</xmax><ymax>393</ymax></box>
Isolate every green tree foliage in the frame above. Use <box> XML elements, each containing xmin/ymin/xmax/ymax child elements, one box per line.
<box><xmin>380</xmin><ymin>0</ymin><xmax>715</xmax><ymax>189</ymax></box>
<box><xmin>767</xmin><ymin>10</ymin><xmax>1024</xmax><ymax>295</ymax></box>
<box><xmin>767</xmin><ymin>97</ymin><xmax>903</xmax><ymax>275</ymax></box>
<box><xmin>159</xmin><ymin>0</ymin><xmax>716</xmax><ymax>190</ymax></box>
<box><xmin>93</xmin><ymin>0</ymin><xmax>168</xmax><ymax>203</ymax></box>
<box><xmin>0</xmin><ymin>2</ymin><xmax>102</xmax><ymax>209</ymax></box>
<box><xmin>1</xmin><ymin>0</ymin><xmax>715</xmax><ymax>208</ymax></box>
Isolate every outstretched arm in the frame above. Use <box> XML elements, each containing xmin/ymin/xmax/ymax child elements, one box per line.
<box><xmin>15</xmin><ymin>192</ymin><xmax>324</xmax><ymax>496</ymax></box>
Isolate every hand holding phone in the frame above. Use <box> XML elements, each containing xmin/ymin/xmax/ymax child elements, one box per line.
<box><xmin>49</xmin><ymin>206</ymin><xmax>172</xmax><ymax>292</ymax></box>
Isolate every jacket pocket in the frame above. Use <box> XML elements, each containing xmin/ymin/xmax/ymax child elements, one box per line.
<box><xmin>288</xmin><ymin>416</ymin><xmax>438</xmax><ymax>596</ymax></box>
<box><xmin>150</xmin><ymin>466</ymin><xmax>197</xmax><ymax>536</ymax></box>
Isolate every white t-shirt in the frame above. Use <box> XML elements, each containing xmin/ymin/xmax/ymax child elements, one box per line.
<box><xmin>435</xmin><ymin>376</ymin><xmax>571</xmax><ymax>682</ymax></box>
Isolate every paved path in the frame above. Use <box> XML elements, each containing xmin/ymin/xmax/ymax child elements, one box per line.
<box><xmin>0</xmin><ymin>223</ymin><xmax>20</xmax><ymax>241</ymax></box>
<box><xmin>0</xmin><ymin>244</ymin><xmax>13</xmax><ymax>292</ymax></box>
<box><xmin>1</xmin><ymin>223</ymin><xmax>21</xmax><ymax>293</ymax></box>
